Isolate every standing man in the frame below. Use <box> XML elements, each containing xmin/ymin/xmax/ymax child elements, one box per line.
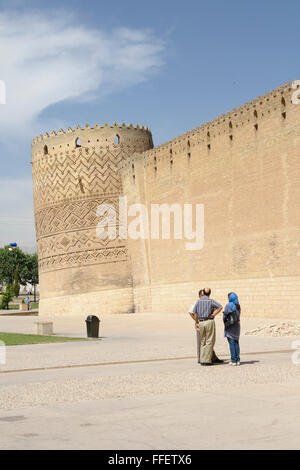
<box><xmin>189</xmin><ymin>288</ymin><xmax>222</xmax><ymax>366</ymax></box>
<box><xmin>189</xmin><ymin>289</ymin><xmax>223</xmax><ymax>364</ymax></box>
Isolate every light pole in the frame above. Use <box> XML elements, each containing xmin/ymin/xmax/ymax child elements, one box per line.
<box><xmin>8</xmin><ymin>243</ymin><xmax>18</xmax><ymax>292</ymax></box>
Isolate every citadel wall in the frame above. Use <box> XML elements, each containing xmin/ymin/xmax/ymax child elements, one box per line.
<box><xmin>122</xmin><ymin>83</ymin><xmax>300</xmax><ymax>318</ymax></box>
<box><xmin>32</xmin><ymin>82</ymin><xmax>300</xmax><ymax>318</ymax></box>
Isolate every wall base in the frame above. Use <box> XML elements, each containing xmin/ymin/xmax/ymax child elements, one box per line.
<box><xmin>38</xmin><ymin>276</ymin><xmax>300</xmax><ymax>320</ymax></box>
<box><xmin>133</xmin><ymin>276</ymin><xmax>300</xmax><ymax>320</ymax></box>
<box><xmin>39</xmin><ymin>287</ymin><xmax>134</xmax><ymax>317</ymax></box>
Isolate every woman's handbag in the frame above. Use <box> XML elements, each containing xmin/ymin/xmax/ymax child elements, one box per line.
<box><xmin>224</xmin><ymin>309</ymin><xmax>240</xmax><ymax>328</ymax></box>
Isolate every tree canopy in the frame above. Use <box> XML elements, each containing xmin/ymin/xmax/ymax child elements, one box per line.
<box><xmin>0</xmin><ymin>246</ymin><xmax>39</xmax><ymax>287</ymax></box>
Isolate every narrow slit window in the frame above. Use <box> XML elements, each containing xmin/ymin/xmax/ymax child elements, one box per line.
<box><xmin>44</xmin><ymin>145</ymin><xmax>48</xmax><ymax>155</ymax></box>
<box><xmin>75</xmin><ymin>138</ymin><xmax>82</xmax><ymax>148</ymax></box>
<box><xmin>78</xmin><ymin>177</ymin><xmax>84</xmax><ymax>193</ymax></box>
<box><xmin>115</xmin><ymin>135</ymin><xmax>120</xmax><ymax>144</ymax></box>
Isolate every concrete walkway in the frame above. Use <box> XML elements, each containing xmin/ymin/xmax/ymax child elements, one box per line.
<box><xmin>0</xmin><ymin>314</ymin><xmax>299</xmax><ymax>449</ymax></box>
<box><xmin>1</xmin><ymin>383</ymin><xmax>299</xmax><ymax>450</ymax></box>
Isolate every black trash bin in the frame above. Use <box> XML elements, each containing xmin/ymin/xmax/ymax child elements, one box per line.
<box><xmin>85</xmin><ymin>315</ymin><xmax>100</xmax><ymax>338</ymax></box>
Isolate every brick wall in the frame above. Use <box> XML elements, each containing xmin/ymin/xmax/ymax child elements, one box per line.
<box><xmin>122</xmin><ymin>83</ymin><xmax>300</xmax><ymax>319</ymax></box>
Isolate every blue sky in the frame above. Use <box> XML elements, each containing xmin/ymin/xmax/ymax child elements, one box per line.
<box><xmin>0</xmin><ymin>0</ymin><xmax>300</xmax><ymax>250</ymax></box>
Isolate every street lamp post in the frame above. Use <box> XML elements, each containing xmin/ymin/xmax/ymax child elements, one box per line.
<box><xmin>8</xmin><ymin>242</ymin><xmax>18</xmax><ymax>289</ymax></box>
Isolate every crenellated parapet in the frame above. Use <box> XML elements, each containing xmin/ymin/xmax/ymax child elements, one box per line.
<box><xmin>120</xmin><ymin>81</ymin><xmax>300</xmax><ymax>189</ymax></box>
<box><xmin>122</xmin><ymin>81</ymin><xmax>299</xmax><ymax>176</ymax></box>
<box><xmin>153</xmin><ymin>82</ymin><xmax>295</xmax><ymax>151</ymax></box>
<box><xmin>32</xmin><ymin>122</ymin><xmax>153</xmax><ymax>161</ymax></box>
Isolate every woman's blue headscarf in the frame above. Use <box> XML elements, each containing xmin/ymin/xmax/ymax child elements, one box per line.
<box><xmin>229</xmin><ymin>292</ymin><xmax>239</xmax><ymax>311</ymax></box>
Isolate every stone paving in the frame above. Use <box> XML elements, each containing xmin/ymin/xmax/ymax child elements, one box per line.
<box><xmin>0</xmin><ymin>313</ymin><xmax>299</xmax><ymax>449</ymax></box>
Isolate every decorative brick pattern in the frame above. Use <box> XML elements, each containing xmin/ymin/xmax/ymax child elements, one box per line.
<box><xmin>39</xmin><ymin>246</ymin><xmax>128</xmax><ymax>272</ymax></box>
<box><xmin>32</xmin><ymin>123</ymin><xmax>152</xmax><ymax>315</ymax></box>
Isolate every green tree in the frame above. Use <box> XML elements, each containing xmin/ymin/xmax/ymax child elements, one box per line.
<box><xmin>0</xmin><ymin>246</ymin><xmax>26</xmax><ymax>285</ymax></box>
<box><xmin>0</xmin><ymin>247</ymin><xmax>39</xmax><ymax>302</ymax></box>
<box><xmin>20</xmin><ymin>253</ymin><xmax>39</xmax><ymax>301</ymax></box>
<box><xmin>20</xmin><ymin>253</ymin><xmax>39</xmax><ymax>284</ymax></box>
<box><xmin>0</xmin><ymin>284</ymin><xmax>14</xmax><ymax>310</ymax></box>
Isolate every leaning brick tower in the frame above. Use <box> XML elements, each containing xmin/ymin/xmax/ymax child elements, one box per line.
<box><xmin>31</xmin><ymin>122</ymin><xmax>153</xmax><ymax>316</ymax></box>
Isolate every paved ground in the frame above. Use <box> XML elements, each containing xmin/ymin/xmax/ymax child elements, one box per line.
<box><xmin>0</xmin><ymin>313</ymin><xmax>299</xmax><ymax>449</ymax></box>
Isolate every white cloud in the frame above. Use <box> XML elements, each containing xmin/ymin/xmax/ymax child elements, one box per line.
<box><xmin>0</xmin><ymin>12</ymin><xmax>165</xmax><ymax>139</ymax></box>
<box><xmin>0</xmin><ymin>10</ymin><xmax>165</xmax><ymax>248</ymax></box>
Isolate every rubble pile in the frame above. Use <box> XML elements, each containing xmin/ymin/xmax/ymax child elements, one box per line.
<box><xmin>245</xmin><ymin>322</ymin><xmax>300</xmax><ymax>337</ymax></box>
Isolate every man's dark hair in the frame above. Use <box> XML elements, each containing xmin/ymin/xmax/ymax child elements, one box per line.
<box><xmin>198</xmin><ymin>289</ymin><xmax>204</xmax><ymax>297</ymax></box>
<box><xmin>203</xmin><ymin>288</ymin><xmax>211</xmax><ymax>297</ymax></box>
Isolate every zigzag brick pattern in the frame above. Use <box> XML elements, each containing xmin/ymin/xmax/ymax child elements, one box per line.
<box><xmin>32</xmin><ymin>124</ymin><xmax>153</xmax><ymax>275</ymax></box>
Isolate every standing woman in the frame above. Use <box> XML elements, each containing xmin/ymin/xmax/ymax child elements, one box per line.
<box><xmin>224</xmin><ymin>292</ymin><xmax>241</xmax><ymax>366</ymax></box>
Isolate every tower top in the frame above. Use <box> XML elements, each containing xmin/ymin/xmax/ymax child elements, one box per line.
<box><xmin>31</xmin><ymin>121</ymin><xmax>153</xmax><ymax>158</ymax></box>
